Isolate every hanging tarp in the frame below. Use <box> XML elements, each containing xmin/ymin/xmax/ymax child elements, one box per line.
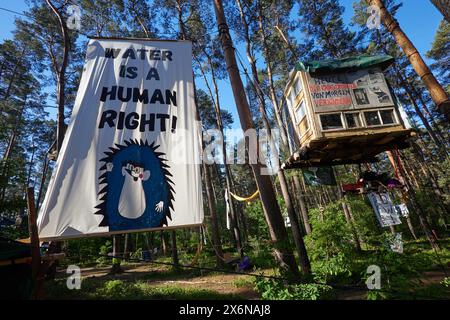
<box><xmin>225</xmin><ymin>189</ymin><xmax>231</xmax><ymax>230</ymax></box>
<box><xmin>395</xmin><ymin>203</ymin><xmax>409</xmax><ymax>218</ymax></box>
<box><xmin>37</xmin><ymin>38</ymin><xmax>203</xmax><ymax>240</ymax></box>
<box><xmin>367</xmin><ymin>192</ymin><xmax>401</xmax><ymax>227</ymax></box>
<box><xmin>302</xmin><ymin>167</ymin><xmax>336</xmax><ymax>186</ymax></box>
<box><xmin>295</xmin><ymin>55</ymin><xmax>394</xmax><ymax>74</ymax></box>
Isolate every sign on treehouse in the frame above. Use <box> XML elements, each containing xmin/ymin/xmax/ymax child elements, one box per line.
<box><xmin>37</xmin><ymin>38</ymin><xmax>204</xmax><ymax>240</ymax></box>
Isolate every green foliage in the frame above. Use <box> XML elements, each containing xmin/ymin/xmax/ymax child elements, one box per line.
<box><xmin>427</xmin><ymin>19</ymin><xmax>450</xmax><ymax>85</ymax></box>
<box><xmin>63</xmin><ymin>237</ymin><xmax>111</xmax><ymax>267</ymax></box>
<box><xmin>232</xmin><ymin>277</ymin><xmax>254</xmax><ymax>288</ymax></box>
<box><xmin>44</xmin><ymin>278</ymin><xmax>244</xmax><ymax>300</ymax></box>
<box><xmin>305</xmin><ymin>201</ymin><xmax>356</xmax><ymax>282</ymax></box>
<box><xmin>254</xmin><ymin>278</ymin><xmax>334</xmax><ymax>300</ymax></box>
<box><xmin>361</xmin><ymin>244</ymin><xmax>442</xmax><ymax>300</ymax></box>
<box><xmin>96</xmin><ymin>240</ymin><xmax>113</xmax><ymax>266</ymax></box>
<box><xmin>244</xmin><ymin>200</ymin><xmax>269</xmax><ymax>240</ymax></box>
<box><xmin>435</xmin><ymin>158</ymin><xmax>450</xmax><ymax>206</ymax></box>
<box><xmin>345</xmin><ymin>195</ymin><xmax>384</xmax><ymax>247</ymax></box>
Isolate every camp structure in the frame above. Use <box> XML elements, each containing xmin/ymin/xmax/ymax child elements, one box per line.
<box><xmin>281</xmin><ymin>55</ymin><xmax>415</xmax><ymax>169</ymax></box>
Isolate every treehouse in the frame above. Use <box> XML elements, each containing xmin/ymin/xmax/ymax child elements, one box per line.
<box><xmin>281</xmin><ymin>55</ymin><xmax>415</xmax><ymax>169</ymax></box>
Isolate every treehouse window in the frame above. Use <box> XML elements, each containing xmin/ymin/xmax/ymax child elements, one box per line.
<box><xmin>380</xmin><ymin>109</ymin><xmax>396</xmax><ymax>124</ymax></box>
<box><xmin>295</xmin><ymin>101</ymin><xmax>306</xmax><ymax>123</ymax></box>
<box><xmin>364</xmin><ymin>111</ymin><xmax>382</xmax><ymax>126</ymax></box>
<box><xmin>290</xmin><ymin>76</ymin><xmax>303</xmax><ymax>100</ymax></box>
<box><xmin>320</xmin><ymin>113</ymin><xmax>343</xmax><ymax>131</ymax></box>
<box><xmin>345</xmin><ymin>112</ymin><xmax>362</xmax><ymax>128</ymax></box>
<box><xmin>364</xmin><ymin>109</ymin><xmax>397</xmax><ymax>127</ymax></box>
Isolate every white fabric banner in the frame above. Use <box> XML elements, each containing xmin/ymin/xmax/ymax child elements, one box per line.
<box><xmin>37</xmin><ymin>38</ymin><xmax>203</xmax><ymax>240</ymax></box>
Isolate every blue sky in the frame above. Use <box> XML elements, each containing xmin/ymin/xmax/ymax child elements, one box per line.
<box><xmin>0</xmin><ymin>1</ymin><xmax>444</xmax><ymax>128</ymax></box>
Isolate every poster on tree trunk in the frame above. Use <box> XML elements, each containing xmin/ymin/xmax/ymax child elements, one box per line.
<box><xmin>37</xmin><ymin>38</ymin><xmax>203</xmax><ymax>240</ymax></box>
<box><xmin>367</xmin><ymin>192</ymin><xmax>401</xmax><ymax>227</ymax></box>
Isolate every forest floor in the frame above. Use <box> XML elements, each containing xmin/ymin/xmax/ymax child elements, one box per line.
<box><xmin>44</xmin><ymin>262</ymin><xmax>260</xmax><ymax>300</ymax></box>
<box><xmin>42</xmin><ymin>261</ymin><xmax>450</xmax><ymax>300</ymax></box>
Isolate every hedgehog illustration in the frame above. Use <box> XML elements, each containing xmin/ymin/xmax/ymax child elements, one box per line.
<box><xmin>94</xmin><ymin>139</ymin><xmax>174</xmax><ymax>231</ymax></box>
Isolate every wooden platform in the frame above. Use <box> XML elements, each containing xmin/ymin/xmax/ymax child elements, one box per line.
<box><xmin>282</xmin><ymin>128</ymin><xmax>415</xmax><ymax>169</ymax></box>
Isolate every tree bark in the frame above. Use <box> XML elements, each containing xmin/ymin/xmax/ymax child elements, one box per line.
<box><xmin>394</xmin><ymin>67</ymin><xmax>447</xmax><ymax>155</ymax></box>
<box><xmin>36</xmin><ymin>156</ymin><xmax>49</xmax><ymax>212</ymax></box>
<box><xmin>171</xmin><ymin>230</ymin><xmax>179</xmax><ymax>268</ymax></box>
<box><xmin>256</xmin><ymin>2</ymin><xmax>289</xmax><ymax>148</ymax></box>
<box><xmin>337</xmin><ymin>183</ymin><xmax>362</xmax><ymax>252</ymax></box>
<box><xmin>293</xmin><ymin>175</ymin><xmax>312</xmax><ymax>234</ymax></box>
<box><xmin>123</xmin><ymin>234</ymin><xmax>129</xmax><ymax>259</ymax></box>
<box><xmin>236</xmin><ymin>0</ymin><xmax>311</xmax><ymax>274</ymax></box>
<box><xmin>214</xmin><ymin>0</ymin><xmax>300</xmax><ymax>278</ymax></box>
<box><xmin>430</xmin><ymin>0</ymin><xmax>450</xmax><ymax>23</ymax></box>
<box><xmin>194</xmin><ymin>51</ymin><xmax>244</xmax><ymax>257</ymax></box>
<box><xmin>203</xmin><ymin>163</ymin><xmax>225</xmax><ymax>267</ymax></box>
<box><xmin>387</xmin><ymin>150</ymin><xmax>440</xmax><ymax>250</ymax></box>
<box><xmin>45</xmin><ymin>0</ymin><xmax>70</xmax><ymax>153</ymax></box>
<box><xmin>111</xmin><ymin>235</ymin><xmax>123</xmax><ymax>273</ymax></box>
<box><xmin>160</xmin><ymin>231</ymin><xmax>167</xmax><ymax>256</ymax></box>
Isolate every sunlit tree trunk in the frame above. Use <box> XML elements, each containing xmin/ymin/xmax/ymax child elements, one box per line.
<box><xmin>430</xmin><ymin>0</ymin><xmax>450</xmax><ymax>22</ymax></box>
<box><xmin>369</xmin><ymin>0</ymin><xmax>450</xmax><ymax>117</ymax></box>
<box><xmin>214</xmin><ymin>0</ymin><xmax>301</xmax><ymax>278</ymax></box>
<box><xmin>46</xmin><ymin>0</ymin><xmax>70</xmax><ymax>153</ymax></box>
<box><xmin>203</xmin><ymin>162</ymin><xmax>225</xmax><ymax>267</ymax></box>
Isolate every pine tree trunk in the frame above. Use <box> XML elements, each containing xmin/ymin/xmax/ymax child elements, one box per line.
<box><xmin>111</xmin><ymin>235</ymin><xmax>122</xmax><ymax>274</ymax></box>
<box><xmin>236</xmin><ymin>0</ymin><xmax>311</xmax><ymax>273</ymax></box>
<box><xmin>207</xmin><ymin>52</ymin><xmax>244</xmax><ymax>257</ymax></box>
<box><xmin>144</xmin><ymin>232</ymin><xmax>153</xmax><ymax>254</ymax></box>
<box><xmin>123</xmin><ymin>234</ymin><xmax>129</xmax><ymax>259</ymax></box>
<box><xmin>293</xmin><ymin>175</ymin><xmax>312</xmax><ymax>234</ymax></box>
<box><xmin>203</xmin><ymin>162</ymin><xmax>225</xmax><ymax>267</ymax></box>
<box><xmin>256</xmin><ymin>2</ymin><xmax>289</xmax><ymax>148</ymax></box>
<box><xmin>370</xmin><ymin>0</ymin><xmax>450</xmax><ymax>117</ymax></box>
<box><xmin>171</xmin><ymin>230</ymin><xmax>179</xmax><ymax>268</ymax></box>
<box><xmin>337</xmin><ymin>183</ymin><xmax>362</xmax><ymax>251</ymax></box>
<box><xmin>46</xmin><ymin>0</ymin><xmax>70</xmax><ymax>154</ymax></box>
<box><xmin>214</xmin><ymin>0</ymin><xmax>300</xmax><ymax>278</ymax></box>
<box><xmin>430</xmin><ymin>0</ymin><xmax>450</xmax><ymax>22</ymax></box>
<box><xmin>0</xmin><ymin>98</ymin><xmax>25</xmax><ymax>202</ymax></box>
<box><xmin>395</xmin><ymin>68</ymin><xmax>447</xmax><ymax>155</ymax></box>
<box><xmin>160</xmin><ymin>231</ymin><xmax>167</xmax><ymax>256</ymax></box>
<box><xmin>387</xmin><ymin>150</ymin><xmax>440</xmax><ymax>250</ymax></box>
<box><xmin>406</xmin><ymin>216</ymin><xmax>418</xmax><ymax>240</ymax></box>
<box><xmin>0</xmin><ymin>48</ymin><xmax>25</xmax><ymax>102</ymax></box>
<box><xmin>36</xmin><ymin>156</ymin><xmax>49</xmax><ymax>212</ymax></box>
<box><xmin>278</xmin><ymin>169</ymin><xmax>311</xmax><ymax>273</ymax></box>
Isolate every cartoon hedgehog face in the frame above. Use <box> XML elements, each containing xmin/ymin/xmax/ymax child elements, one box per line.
<box><xmin>94</xmin><ymin>139</ymin><xmax>175</xmax><ymax>231</ymax></box>
<box><xmin>123</xmin><ymin>161</ymin><xmax>149</xmax><ymax>181</ymax></box>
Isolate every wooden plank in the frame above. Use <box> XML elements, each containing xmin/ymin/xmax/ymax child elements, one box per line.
<box><xmin>0</xmin><ymin>257</ymin><xmax>32</xmax><ymax>266</ymax></box>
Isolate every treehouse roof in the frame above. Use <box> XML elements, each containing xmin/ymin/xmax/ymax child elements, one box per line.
<box><xmin>295</xmin><ymin>54</ymin><xmax>395</xmax><ymax>74</ymax></box>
